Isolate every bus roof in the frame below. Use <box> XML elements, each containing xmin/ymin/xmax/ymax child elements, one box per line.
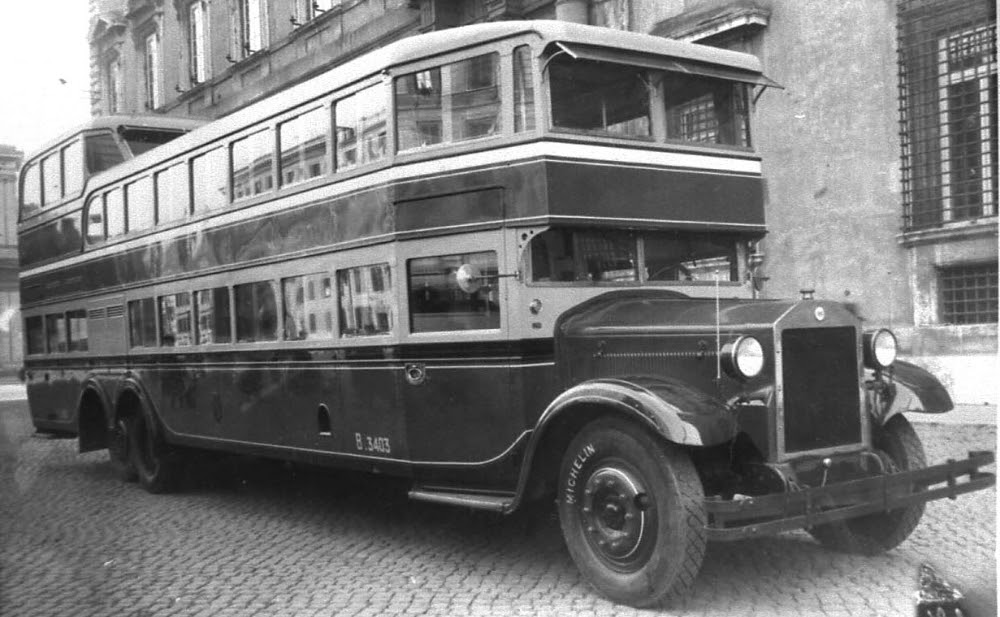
<box><xmin>81</xmin><ymin>20</ymin><xmax>768</xmax><ymax>189</ymax></box>
<box><xmin>25</xmin><ymin>114</ymin><xmax>206</xmax><ymax>163</ymax></box>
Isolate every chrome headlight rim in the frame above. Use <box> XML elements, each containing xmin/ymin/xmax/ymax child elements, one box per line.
<box><xmin>723</xmin><ymin>335</ymin><xmax>765</xmax><ymax>380</ymax></box>
<box><xmin>863</xmin><ymin>329</ymin><xmax>897</xmax><ymax>370</ymax></box>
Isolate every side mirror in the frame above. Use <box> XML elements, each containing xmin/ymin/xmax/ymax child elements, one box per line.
<box><xmin>456</xmin><ymin>263</ymin><xmax>483</xmax><ymax>294</ymax></box>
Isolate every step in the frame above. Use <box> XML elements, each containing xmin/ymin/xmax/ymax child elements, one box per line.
<box><xmin>408</xmin><ymin>486</ymin><xmax>514</xmax><ymax>512</ymax></box>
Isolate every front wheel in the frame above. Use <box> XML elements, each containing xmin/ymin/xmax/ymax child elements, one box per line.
<box><xmin>127</xmin><ymin>404</ymin><xmax>182</xmax><ymax>494</ymax></box>
<box><xmin>808</xmin><ymin>414</ymin><xmax>926</xmax><ymax>554</ymax></box>
<box><xmin>556</xmin><ymin>417</ymin><xmax>706</xmax><ymax>608</ymax></box>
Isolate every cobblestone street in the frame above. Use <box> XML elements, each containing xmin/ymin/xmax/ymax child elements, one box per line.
<box><xmin>1</xmin><ymin>401</ymin><xmax>994</xmax><ymax>617</ymax></box>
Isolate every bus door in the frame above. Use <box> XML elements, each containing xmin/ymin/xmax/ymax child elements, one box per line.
<box><xmin>397</xmin><ymin>230</ymin><xmax>519</xmax><ymax>467</ymax></box>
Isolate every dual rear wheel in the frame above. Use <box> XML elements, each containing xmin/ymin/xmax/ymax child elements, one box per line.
<box><xmin>108</xmin><ymin>403</ymin><xmax>181</xmax><ymax>493</ymax></box>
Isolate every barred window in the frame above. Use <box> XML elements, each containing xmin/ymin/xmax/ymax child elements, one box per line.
<box><xmin>939</xmin><ymin>262</ymin><xmax>998</xmax><ymax>324</ymax></box>
<box><xmin>898</xmin><ymin>0</ymin><xmax>997</xmax><ymax>230</ymax></box>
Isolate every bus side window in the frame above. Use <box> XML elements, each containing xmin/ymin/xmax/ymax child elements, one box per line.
<box><xmin>85</xmin><ymin>196</ymin><xmax>105</xmax><ymax>243</ymax></box>
<box><xmin>192</xmin><ymin>147</ymin><xmax>228</xmax><ymax>213</ymax></box>
<box><xmin>279</xmin><ymin>107</ymin><xmax>329</xmax><ymax>186</ymax></box>
<box><xmin>156</xmin><ymin>162</ymin><xmax>189</xmax><ymax>224</ymax></box>
<box><xmin>407</xmin><ymin>251</ymin><xmax>499</xmax><ymax>332</ymax></box>
<box><xmin>335</xmin><ymin>84</ymin><xmax>387</xmax><ymax>171</ymax></box>
<box><xmin>337</xmin><ymin>264</ymin><xmax>393</xmax><ymax>337</ymax></box>
<box><xmin>195</xmin><ymin>287</ymin><xmax>231</xmax><ymax>344</ymax></box>
<box><xmin>105</xmin><ymin>188</ymin><xmax>125</xmax><ymax>238</ymax></box>
<box><xmin>25</xmin><ymin>316</ymin><xmax>45</xmax><ymax>355</ymax></box>
<box><xmin>41</xmin><ymin>152</ymin><xmax>62</xmax><ymax>207</ymax></box>
<box><xmin>67</xmin><ymin>310</ymin><xmax>88</xmax><ymax>352</ymax></box>
<box><xmin>283</xmin><ymin>274</ymin><xmax>336</xmax><ymax>340</ymax></box>
<box><xmin>128</xmin><ymin>298</ymin><xmax>157</xmax><ymax>347</ymax></box>
<box><xmin>62</xmin><ymin>140</ymin><xmax>84</xmax><ymax>198</ymax></box>
<box><xmin>513</xmin><ymin>45</ymin><xmax>535</xmax><ymax>133</ymax></box>
<box><xmin>45</xmin><ymin>313</ymin><xmax>67</xmax><ymax>353</ymax></box>
<box><xmin>159</xmin><ymin>293</ymin><xmax>192</xmax><ymax>347</ymax></box>
<box><xmin>21</xmin><ymin>162</ymin><xmax>42</xmax><ymax>218</ymax></box>
<box><xmin>126</xmin><ymin>176</ymin><xmax>155</xmax><ymax>233</ymax></box>
<box><xmin>235</xmin><ymin>281</ymin><xmax>278</xmax><ymax>342</ymax></box>
<box><xmin>232</xmin><ymin>129</ymin><xmax>275</xmax><ymax>201</ymax></box>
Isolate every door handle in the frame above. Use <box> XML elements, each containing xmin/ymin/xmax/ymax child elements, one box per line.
<box><xmin>404</xmin><ymin>363</ymin><xmax>426</xmax><ymax>386</ymax></box>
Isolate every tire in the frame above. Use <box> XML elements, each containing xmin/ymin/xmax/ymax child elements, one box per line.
<box><xmin>556</xmin><ymin>417</ymin><xmax>706</xmax><ymax>608</ymax></box>
<box><xmin>808</xmin><ymin>414</ymin><xmax>926</xmax><ymax>555</ymax></box>
<box><xmin>108</xmin><ymin>415</ymin><xmax>138</xmax><ymax>482</ymax></box>
<box><xmin>127</xmin><ymin>402</ymin><xmax>182</xmax><ymax>494</ymax></box>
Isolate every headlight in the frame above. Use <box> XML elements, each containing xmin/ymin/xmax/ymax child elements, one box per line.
<box><xmin>723</xmin><ymin>336</ymin><xmax>765</xmax><ymax>379</ymax></box>
<box><xmin>863</xmin><ymin>329</ymin><xmax>897</xmax><ymax>369</ymax></box>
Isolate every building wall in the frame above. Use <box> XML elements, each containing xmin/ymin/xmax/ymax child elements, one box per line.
<box><xmin>0</xmin><ymin>146</ymin><xmax>23</xmax><ymax>375</ymax></box>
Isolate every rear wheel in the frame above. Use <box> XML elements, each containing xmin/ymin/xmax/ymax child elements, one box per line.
<box><xmin>556</xmin><ymin>417</ymin><xmax>706</xmax><ymax>608</ymax></box>
<box><xmin>128</xmin><ymin>403</ymin><xmax>182</xmax><ymax>494</ymax></box>
<box><xmin>108</xmin><ymin>415</ymin><xmax>138</xmax><ymax>482</ymax></box>
<box><xmin>808</xmin><ymin>414</ymin><xmax>926</xmax><ymax>554</ymax></box>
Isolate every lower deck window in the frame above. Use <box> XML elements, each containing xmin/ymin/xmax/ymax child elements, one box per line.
<box><xmin>67</xmin><ymin>310</ymin><xmax>88</xmax><ymax>352</ymax></box>
<box><xmin>235</xmin><ymin>281</ymin><xmax>278</xmax><ymax>342</ymax></box>
<box><xmin>128</xmin><ymin>298</ymin><xmax>157</xmax><ymax>347</ymax></box>
<box><xmin>159</xmin><ymin>293</ymin><xmax>193</xmax><ymax>346</ymax></box>
<box><xmin>338</xmin><ymin>264</ymin><xmax>393</xmax><ymax>337</ymax></box>
<box><xmin>25</xmin><ymin>316</ymin><xmax>44</xmax><ymax>355</ymax></box>
<box><xmin>284</xmin><ymin>274</ymin><xmax>337</xmax><ymax>340</ymax></box>
<box><xmin>195</xmin><ymin>287</ymin><xmax>231</xmax><ymax>344</ymax></box>
<box><xmin>45</xmin><ymin>314</ymin><xmax>67</xmax><ymax>353</ymax></box>
<box><xmin>408</xmin><ymin>251</ymin><xmax>500</xmax><ymax>332</ymax></box>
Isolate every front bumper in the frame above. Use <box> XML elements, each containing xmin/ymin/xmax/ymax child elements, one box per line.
<box><xmin>705</xmin><ymin>451</ymin><xmax>995</xmax><ymax>541</ymax></box>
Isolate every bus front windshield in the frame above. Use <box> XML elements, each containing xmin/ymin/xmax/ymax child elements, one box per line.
<box><xmin>548</xmin><ymin>56</ymin><xmax>751</xmax><ymax>148</ymax></box>
<box><xmin>528</xmin><ymin>227</ymin><xmax>745</xmax><ymax>284</ymax></box>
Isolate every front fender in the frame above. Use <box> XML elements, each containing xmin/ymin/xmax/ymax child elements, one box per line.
<box><xmin>538</xmin><ymin>377</ymin><xmax>735</xmax><ymax>447</ymax></box>
<box><xmin>892</xmin><ymin>360</ymin><xmax>954</xmax><ymax>413</ymax></box>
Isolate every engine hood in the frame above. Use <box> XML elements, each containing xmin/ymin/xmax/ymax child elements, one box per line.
<box><xmin>556</xmin><ymin>289</ymin><xmax>859</xmax><ymax>337</ymax></box>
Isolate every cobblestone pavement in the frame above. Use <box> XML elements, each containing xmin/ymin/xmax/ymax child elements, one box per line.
<box><xmin>1</xmin><ymin>402</ymin><xmax>994</xmax><ymax>617</ymax></box>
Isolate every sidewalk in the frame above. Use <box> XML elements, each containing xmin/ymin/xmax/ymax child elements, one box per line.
<box><xmin>908</xmin><ymin>403</ymin><xmax>997</xmax><ymax>426</ymax></box>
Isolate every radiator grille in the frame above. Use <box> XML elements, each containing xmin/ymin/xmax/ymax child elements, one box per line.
<box><xmin>781</xmin><ymin>327</ymin><xmax>861</xmax><ymax>453</ymax></box>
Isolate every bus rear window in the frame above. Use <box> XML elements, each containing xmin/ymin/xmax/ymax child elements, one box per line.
<box><xmin>550</xmin><ymin>58</ymin><xmax>650</xmax><ymax>138</ymax></box>
<box><xmin>121</xmin><ymin>128</ymin><xmax>185</xmax><ymax>157</ymax></box>
<box><xmin>85</xmin><ymin>133</ymin><xmax>125</xmax><ymax>174</ymax></box>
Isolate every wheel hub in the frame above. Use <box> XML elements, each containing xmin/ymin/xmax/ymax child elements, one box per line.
<box><xmin>581</xmin><ymin>467</ymin><xmax>648</xmax><ymax>563</ymax></box>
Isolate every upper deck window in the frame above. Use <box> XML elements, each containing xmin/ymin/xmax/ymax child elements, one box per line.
<box><xmin>664</xmin><ymin>74</ymin><xmax>750</xmax><ymax>147</ymax></box>
<box><xmin>550</xmin><ymin>58</ymin><xmax>651</xmax><ymax>138</ymax></box>
<box><xmin>279</xmin><ymin>107</ymin><xmax>329</xmax><ymax>186</ymax></box>
<box><xmin>41</xmin><ymin>152</ymin><xmax>62</xmax><ymax>207</ymax></box>
<box><xmin>105</xmin><ymin>188</ymin><xmax>126</xmax><ymax>238</ymax></box>
<box><xmin>395</xmin><ymin>52</ymin><xmax>501</xmax><ymax>152</ymax></box>
<box><xmin>126</xmin><ymin>176</ymin><xmax>155</xmax><ymax>233</ymax></box>
<box><xmin>192</xmin><ymin>147</ymin><xmax>228</xmax><ymax>212</ymax></box>
<box><xmin>62</xmin><ymin>140</ymin><xmax>84</xmax><ymax>198</ymax></box>
<box><xmin>21</xmin><ymin>163</ymin><xmax>41</xmax><ymax>217</ymax></box>
<box><xmin>156</xmin><ymin>162</ymin><xmax>189</xmax><ymax>223</ymax></box>
<box><xmin>232</xmin><ymin>129</ymin><xmax>274</xmax><ymax>200</ymax></box>
<box><xmin>335</xmin><ymin>85</ymin><xmax>387</xmax><ymax>170</ymax></box>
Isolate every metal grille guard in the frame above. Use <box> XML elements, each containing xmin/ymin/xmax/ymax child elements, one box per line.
<box><xmin>705</xmin><ymin>451</ymin><xmax>995</xmax><ymax>541</ymax></box>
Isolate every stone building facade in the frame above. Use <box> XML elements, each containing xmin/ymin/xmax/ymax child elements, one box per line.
<box><xmin>85</xmin><ymin>0</ymin><xmax>997</xmax><ymax>403</ymax></box>
<box><xmin>0</xmin><ymin>146</ymin><xmax>23</xmax><ymax>375</ymax></box>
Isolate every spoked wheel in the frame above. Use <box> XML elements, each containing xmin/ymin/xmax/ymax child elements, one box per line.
<box><xmin>557</xmin><ymin>417</ymin><xmax>706</xmax><ymax>608</ymax></box>
<box><xmin>809</xmin><ymin>414</ymin><xmax>927</xmax><ymax>554</ymax></box>
<box><xmin>127</xmin><ymin>404</ymin><xmax>182</xmax><ymax>494</ymax></box>
<box><xmin>108</xmin><ymin>415</ymin><xmax>138</xmax><ymax>482</ymax></box>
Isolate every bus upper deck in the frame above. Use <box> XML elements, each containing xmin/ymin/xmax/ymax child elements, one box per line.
<box><xmin>19</xmin><ymin>20</ymin><xmax>774</xmax><ymax>277</ymax></box>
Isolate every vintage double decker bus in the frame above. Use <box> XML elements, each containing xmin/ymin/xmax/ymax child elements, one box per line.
<box><xmin>19</xmin><ymin>21</ymin><xmax>994</xmax><ymax>607</ymax></box>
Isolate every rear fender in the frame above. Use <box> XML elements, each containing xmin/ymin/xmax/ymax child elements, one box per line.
<box><xmin>76</xmin><ymin>377</ymin><xmax>114</xmax><ymax>453</ymax></box>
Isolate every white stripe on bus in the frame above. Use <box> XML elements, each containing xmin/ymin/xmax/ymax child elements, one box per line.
<box><xmin>21</xmin><ymin>142</ymin><xmax>761</xmax><ymax>279</ymax></box>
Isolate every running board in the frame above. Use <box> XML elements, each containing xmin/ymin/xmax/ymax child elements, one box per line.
<box><xmin>408</xmin><ymin>487</ymin><xmax>514</xmax><ymax>512</ymax></box>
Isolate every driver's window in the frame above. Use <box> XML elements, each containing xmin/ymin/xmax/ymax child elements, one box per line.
<box><xmin>407</xmin><ymin>251</ymin><xmax>499</xmax><ymax>332</ymax></box>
